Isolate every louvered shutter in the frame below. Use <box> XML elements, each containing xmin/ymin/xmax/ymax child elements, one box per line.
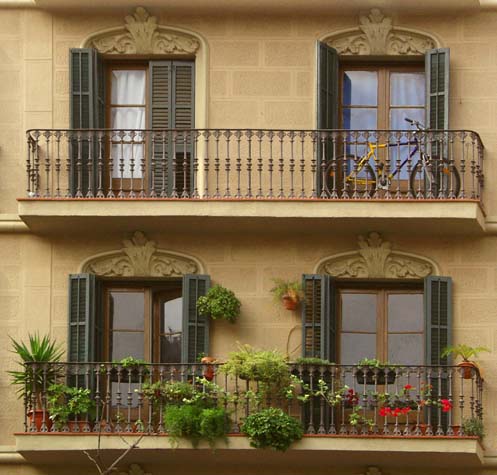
<box><xmin>68</xmin><ymin>274</ymin><xmax>96</xmax><ymax>363</ymax></box>
<box><xmin>425</xmin><ymin>48</ymin><xmax>450</xmax><ymax>130</ymax></box>
<box><xmin>69</xmin><ymin>48</ymin><xmax>105</xmax><ymax>197</ymax></box>
<box><xmin>182</xmin><ymin>274</ymin><xmax>210</xmax><ymax>363</ymax></box>
<box><xmin>316</xmin><ymin>42</ymin><xmax>339</xmax><ymax>195</ymax></box>
<box><xmin>424</xmin><ymin>276</ymin><xmax>452</xmax><ymax>434</ymax></box>
<box><xmin>302</xmin><ymin>274</ymin><xmax>336</xmax><ymax>361</ymax></box>
<box><xmin>149</xmin><ymin>60</ymin><xmax>194</xmax><ymax>197</ymax></box>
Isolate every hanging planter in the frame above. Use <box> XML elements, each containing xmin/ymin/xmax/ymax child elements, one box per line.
<box><xmin>196</xmin><ymin>285</ymin><xmax>241</xmax><ymax>324</ymax></box>
<box><xmin>270</xmin><ymin>279</ymin><xmax>303</xmax><ymax>311</ymax></box>
<box><xmin>441</xmin><ymin>344</ymin><xmax>490</xmax><ymax>380</ymax></box>
<box><xmin>201</xmin><ymin>356</ymin><xmax>217</xmax><ymax>381</ymax></box>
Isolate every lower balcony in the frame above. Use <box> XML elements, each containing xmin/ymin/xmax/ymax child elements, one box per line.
<box><xmin>18</xmin><ymin>129</ymin><xmax>486</xmax><ymax>235</ymax></box>
<box><xmin>15</xmin><ymin>362</ymin><xmax>484</xmax><ymax>468</ymax></box>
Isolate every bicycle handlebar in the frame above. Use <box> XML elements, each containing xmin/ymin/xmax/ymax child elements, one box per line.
<box><xmin>405</xmin><ymin>117</ymin><xmax>426</xmax><ymax>131</ymax></box>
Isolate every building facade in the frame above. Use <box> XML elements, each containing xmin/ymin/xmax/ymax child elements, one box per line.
<box><xmin>1</xmin><ymin>0</ymin><xmax>497</xmax><ymax>474</ymax></box>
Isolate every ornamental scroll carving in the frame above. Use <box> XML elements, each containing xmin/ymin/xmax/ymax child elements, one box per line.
<box><xmin>89</xmin><ymin>7</ymin><xmax>200</xmax><ymax>55</ymax></box>
<box><xmin>324</xmin><ymin>8</ymin><xmax>437</xmax><ymax>55</ymax></box>
<box><xmin>119</xmin><ymin>465</ymin><xmax>151</xmax><ymax>475</ymax></box>
<box><xmin>317</xmin><ymin>232</ymin><xmax>434</xmax><ymax>279</ymax></box>
<box><xmin>82</xmin><ymin>231</ymin><xmax>198</xmax><ymax>277</ymax></box>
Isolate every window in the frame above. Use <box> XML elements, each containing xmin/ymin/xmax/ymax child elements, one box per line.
<box><xmin>103</xmin><ymin>281</ymin><xmax>182</xmax><ymax>363</ymax></box>
<box><xmin>67</xmin><ymin>274</ymin><xmax>210</xmax><ymax>364</ymax></box>
<box><xmin>69</xmin><ymin>49</ymin><xmax>195</xmax><ymax>197</ymax></box>
<box><xmin>338</xmin><ymin>285</ymin><xmax>424</xmax><ymax>365</ymax></box>
<box><xmin>301</xmin><ymin>275</ymin><xmax>452</xmax><ymax>366</ymax></box>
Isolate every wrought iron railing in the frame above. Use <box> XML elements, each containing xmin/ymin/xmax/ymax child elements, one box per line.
<box><xmin>25</xmin><ymin>129</ymin><xmax>484</xmax><ymax>202</ymax></box>
<box><xmin>22</xmin><ymin>362</ymin><xmax>484</xmax><ymax>437</ymax></box>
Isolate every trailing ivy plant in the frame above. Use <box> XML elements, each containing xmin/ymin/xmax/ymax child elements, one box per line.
<box><xmin>242</xmin><ymin>408</ymin><xmax>303</xmax><ymax>451</ymax></box>
<box><xmin>196</xmin><ymin>285</ymin><xmax>241</xmax><ymax>323</ymax></box>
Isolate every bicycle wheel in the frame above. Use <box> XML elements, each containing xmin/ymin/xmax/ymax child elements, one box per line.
<box><xmin>409</xmin><ymin>158</ymin><xmax>461</xmax><ymax>198</ymax></box>
<box><xmin>324</xmin><ymin>156</ymin><xmax>376</xmax><ymax>197</ymax></box>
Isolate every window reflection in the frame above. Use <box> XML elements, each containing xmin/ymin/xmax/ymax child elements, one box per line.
<box><xmin>160</xmin><ymin>296</ymin><xmax>183</xmax><ymax>363</ymax></box>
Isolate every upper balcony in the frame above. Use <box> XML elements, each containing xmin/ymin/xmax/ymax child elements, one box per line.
<box><xmin>18</xmin><ymin>128</ymin><xmax>485</xmax><ymax>235</ymax></box>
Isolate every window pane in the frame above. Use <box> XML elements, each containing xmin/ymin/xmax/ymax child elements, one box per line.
<box><xmin>343</xmin><ymin>71</ymin><xmax>378</xmax><ymax>106</ymax></box>
<box><xmin>161</xmin><ymin>297</ymin><xmax>183</xmax><ymax>363</ymax></box>
<box><xmin>341</xmin><ymin>293</ymin><xmax>377</xmax><ymax>332</ymax></box>
<box><xmin>388</xmin><ymin>293</ymin><xmax>423</xmax><ymax>332</ymax></box>
<box><xmin>111</xmin><ymin>331</ymin><xmax>144</xmax><ymax>361</ymax></box>
<box><xmin>111</xmin><ymin>107</ymin><xmax>146</xmax><ymax>130</ymax></box>
<box><xmin>390</xmin><ymin>73</ymin><xmax>425</xmax><ymax>106</ymax></box>
<box><xmin>388</xmin><ymin>334</ymin><xmax>423</xmax><ymax>365</ymax></box>
<box><xmin>110</xmin><ymin>291</ymin><xmax>144</xmax><ymax>330</ymax></box>
<box><xmin>342</xmin><ymin>108</ymin><xmax>377</xmax><ymax>130</ymax></box>
<box><xmin>111</xmin><ymin>70</ymin><xmax>146</xmax><ymax>105</ymax></box>
<box><xmin>340</xmin><ymin>333</ymin><xmax>376</xmax><ymax>365</ymax></box>
<box><xmin>390</xmin><ymin>108</ymin><xmax>425</xmax><ymax>130</ymax></box>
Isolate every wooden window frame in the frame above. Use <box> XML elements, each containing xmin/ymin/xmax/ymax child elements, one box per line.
<box><xmin>105</xmin><ymin>61</ymin><xmax>149</xmax><ymax>193</ymax></box>
<box><xmin>337</xmin><ymin>281</ymin><xmax>424</xmax><ymax>364</ymax></box>
<box><xmin>339</xmin><ymin>63</ymin><xmax>425</xmax><ymax>130</ymax></box>
<box><xmin>102</xmin><ymin>280</ymin><xmax>182</xmax><ymax>363</ymax></box>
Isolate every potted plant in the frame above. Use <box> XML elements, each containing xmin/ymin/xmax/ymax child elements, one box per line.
<box><xmin>8</xmin><ymin>334</ymin><xmax>64</xmax><ymax>431</ymax></box>
<box><xmin>355</xmin><ymin>358</ymin><xmax>396</xmax><ymax>385</ymax></box>
<box><xmin>242</xmin><ymin>408</ymin><xmax>303</xmax><ymax>451</ymax></box>
<box><xmin>441</xmin><ymin>344</ymin><xmax>490</xmax><ymax>379</ymax></box>
<box><xmin>462</xmin><ymin>416</ymin><xmax>484</xmax><ymax>438</ymax></box>
<box><xmin>221</xmin><ymin>344</ymin><xmax>291</xmax><ymax>392</ymax></box>
<box><xmin>47</xmin><ymin>383</ymin><xmax>94</xmax><ymax>432</ymax></box>
<box><xmin>114</xmin><ymin>356</ymin><xmax>149</xmax><ymax>383</ymax></box>
<box><xmin>270</xmin><ymin>279</ymin><xmax>303</xmax><ymax>311</ymax></box>
<box><xmin>200</xmin><ymin>355</ymin><xmax>217</xmax><ymax>381</ymax></box>
<box><xmin>196</xmin><ymin>285</ymin><xmax>241</xmax><ymax>323</ymax></box>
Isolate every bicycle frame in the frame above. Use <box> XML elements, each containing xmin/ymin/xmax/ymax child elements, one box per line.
<box><xmin>345</xmin><ymin>139</ymin><xmax>420</xmax><ymax>186</ymax></box>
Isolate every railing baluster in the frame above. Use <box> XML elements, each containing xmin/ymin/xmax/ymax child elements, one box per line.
<box><xmin>246</xmin><ymin>130</ymin><xmax>253</xmax><ymax>198</ymax></box>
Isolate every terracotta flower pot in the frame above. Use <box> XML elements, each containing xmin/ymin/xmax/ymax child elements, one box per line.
<box><xmin>28</xmin><ymin>409</ymin><xmax>52</xmax><ymax>432</ymax></box>
<box><xmin>201</xmin><ymin>356</ymin><xmax>217</xmax><ymax>381</ymax></box>
<box><xmin>282</xmin><ymin>295</ymin><xmax>298</xmax><ymax>310</ymax></box>
<box><xmin>458</xmin><ymin>361</ymin><xmax>477</xmax><ymax>379</ymax></box>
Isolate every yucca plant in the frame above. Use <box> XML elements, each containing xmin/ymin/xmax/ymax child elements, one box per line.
<box><xmin>9</xmin><ymin>334</ymin><xmax>64</xmax><ymax>405</ymax></box>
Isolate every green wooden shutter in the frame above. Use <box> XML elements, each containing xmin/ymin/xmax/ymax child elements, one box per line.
<box><xmin>68</xmin><ymin>273</ymin><xmax>96</xmax><ymax>363</ymax></box>
<box><xmin>425</xmin><ymin>48</ymin><xmax>450</xmax><ymax>130</ymax></box>
<box><xmin>182</xmin><ymin>274</ymin><xmax>210</xmax><ymax>363</ymax></box>
<box><xmin>424</xmin><ymin>276</ymin><xmax>452</xmax><ymax>366</ymax></box>
<box><xmin>149</xmin><ymin>60</ymin><xmax>194</xmax><ymax>197</ymax></box>
<box><xmin>69</xmin><ymin>48</ymin><xmax>105</xmax><ymax>197</ymax></box>
<box><xmin>302</xmin><ymin>274</ymin><xmax>336</xmax><ymax>361</ymax></box>
<box><xmin>316</xmin><ymin>42</ymin><xmax>339</xmax><ymax>196</ymax></box>
<box><xmin>424</xmin><ymin>276</ymin><xmax>452</xmax><ymax>434</ymax></box>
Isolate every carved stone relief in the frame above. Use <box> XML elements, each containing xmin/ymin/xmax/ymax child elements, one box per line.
<box><xmin>82</xmin><ymin>231</ymin><xmax>199</xmax><ymax>277</ymax></box>
<box><xmin>324</xmin><ymin>8</ymin><xmax>437</xmax><ymax>55</ymax></box>
<box><xmin>88</xmin><ymin>7</ymin><xmax>200</xmax><ymax>55</ymax></box>
<box><xmin>317</xmin><ymin>232</ymin><xmax>434</xmax><ymax>279</ymax></box>
<box><xmin>119</xmin><ymin>464</ymin><xmax>151</xmax><ymax>475</ymax></box>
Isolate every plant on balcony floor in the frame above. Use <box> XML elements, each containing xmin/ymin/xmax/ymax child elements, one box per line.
<box><xmin>462</xmin><ymin>417</ymin><xmax>484</xmax><ymax>438</ymax></box>
<box><xmin>47</xmin><ymin>383</ymin><xmax>95</xmax><ymax>431</ymax></box>
<box><xmin>441</xmin><ymin>344</ymin><xmax>490</xmax><ymax>379</ymax></box>
<box><xmin>355</xmin><ymin>358</ymin><xmax>397</xmax><ymax>385</ymax></box>
<box><xmin>270</xmin><ymin>279</ymin><xmax>303</xmax><ymax>311</ymax></box>
<box><xmin>242</xmin><ymin>408</ymin><xmax>303</xmax><ymax>452</ymax></box>
<box><xmin>196</xmin><ymin>285</ymin><xmax>241</xmax><ymax>323</ymax></box>
<box><xmin>221</xmin><ymin>344</ymin><xmax>291</xmax><ymax>394</ymax></box>
<box><xmin>8</xmin><ymin>333</ymin><xmax>64</xmax><ymax>430</ymax></box>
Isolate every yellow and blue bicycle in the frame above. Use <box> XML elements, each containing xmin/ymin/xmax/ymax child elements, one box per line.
<box><xmin>325</xmin><ymin>118</ymin><xmax>460</xmax><ymax>197</ymax></box>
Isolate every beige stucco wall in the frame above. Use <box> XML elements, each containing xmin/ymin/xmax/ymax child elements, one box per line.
<box><xmin>1</xmin><ymin>4</ymin><xmax>497</xmax><ymax>474</ymax></box>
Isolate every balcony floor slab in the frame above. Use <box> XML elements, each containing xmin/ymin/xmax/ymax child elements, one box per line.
<box><xmin>17</xmin><ymin>199</ymin><xmax>485</xmax><ymax>236</ymax></box>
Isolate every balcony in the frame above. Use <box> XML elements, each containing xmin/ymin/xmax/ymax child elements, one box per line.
<box><xmin>18</xmin><ymin>129</ymin><xmax>485</xmax><ymax>235</ymax></box>
<box><xmin>15</xmin><ymin>362</ymin><xmax>484</xmax><ymax>467</ymax></box>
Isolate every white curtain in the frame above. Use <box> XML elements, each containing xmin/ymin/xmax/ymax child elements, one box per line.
<box><xmin>111</xmin><ymin>70</ymin><xmax>146</xmax><ymax>179</ymax></box>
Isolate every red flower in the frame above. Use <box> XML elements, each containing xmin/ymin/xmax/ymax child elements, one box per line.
<box><xmin>403</xmin><ymin>384</ymin><xmax>413</xmax><ymax>390</ymax></box>
<box><xmin>379</xmin><ymin>407</ymin><xmax>391</xmax><ymax>417</ymax></box>
<box><xmin>440</xmin><ymin>399</ymin><xmax>453</xmax><ymax>412</ymax></box>
<box><xmin>400</xmin><ymin>407</ymin><xmax>411</xmax><ymax>415</ymax></box>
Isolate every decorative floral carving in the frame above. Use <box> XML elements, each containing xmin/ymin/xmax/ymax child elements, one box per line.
<box><xmin>325</xmin><ymin>8</ymin><xmax>437</xmax><ymax>56</ymax></box>
<box><xmin>83</xmin><ymin>231</ymin><xmax>198</xmax><ymax>277</ymax></box>
<box><xmin>363</xmin><ymin>468</ymin><xmax>382</xmax><ymax>475</ymax></box>
<box><xmin>318</xmin><ymin>232</ymin><xmax>433</xmax><ymax>279</ymax></box>
<box><xmin>90</xmin><ymin>7</ymin><xmax>200</xmax><ymax>55</ymax></box>
<box><xmin>119</xmin><ymin>464</ymin><xmax>151</xmax><ymax>475</ymax></box>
